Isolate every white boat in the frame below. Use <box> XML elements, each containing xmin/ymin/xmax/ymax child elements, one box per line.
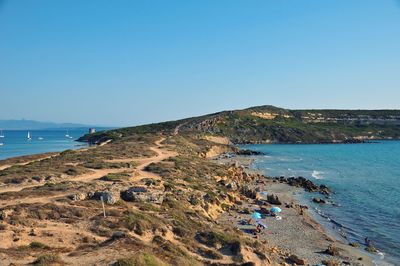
<box><xmin>0</xmin><ymin>130</ymin><xmax>4</xmax><ymax>138</ymax></box>
<box><xmin>0</xmin><ymin>143</ymin><xmax>3</xmax><ymax>146</ymax></box>
<box><xmin>66</xmin><ymin>130</ymin><xmax>73</xmax><ymax>139</ymax></box>
<box><xmin>27</xmin><ymin>131</ymin><xmax>32</xmax><ymax>140</ymax></box>
<box><xmin>38</xmin><ymin>137</ymin><xmax>44</xmax><ymax>140</ymax></box>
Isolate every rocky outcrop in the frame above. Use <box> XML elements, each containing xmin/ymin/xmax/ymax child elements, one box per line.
<box><xmin>235</xmin><ymin>149</ymin><xmax>266</xmax><ymax>156</ymax></box>
<box><xmin>203</xmin><ymin>145</ymin><xmax>232</xmax><ymax>158</ymax></box>
<box><xmin>288</xmin><ymin>254</ymin><xmax>306</xmax><ymax>265</ymax></box>
<box><xmin>68</xmin><ymin>192</ymin><xmax>87</xmax><ymax>201</ymax></box>
<box><xmin>273</xmin><ymin>176</ymin><xmax>331</xmax><ymax>195</ymax></box>
<box><xmin>313</xmin><ymin>197</ymin><xmax>326</xmax><ymax>204</ymax></box>
<box><xmin>240</xmin><ymin>186</ymin><xmax>259</xmax><ymax>200</ymax></box>
<box><xmin>120</xmin><ymin>187</ymin><xmax>164</xmax><ymax>204</ymax></box>
<box><xmin>267</xmin><ymin>194</ymin><xmax>282</xmax><ymax>205</ymax></box>
<box><xmin>90</xmin><ymin>190</ymin><xmax>120</xmax><ymax>204</ymax></box>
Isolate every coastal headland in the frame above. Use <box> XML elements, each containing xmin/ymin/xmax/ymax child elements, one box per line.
<box><xmin>1</xmin><ymin>105</ymin><xmax>397</xmax><ymax>265</ymax></box>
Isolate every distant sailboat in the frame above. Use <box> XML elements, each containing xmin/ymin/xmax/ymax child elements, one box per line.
<box><xmin>27</xmin><ymin>131</ymin><xmax>32</xmax><ymax>140</ymax></box>
<box><xmin>0</xmin><ymin>130</ymin><xmax>4</xmax><ymax>138</ymax></box>
<box><xmin>66</xmin><ymin>130</ymin><xmax>73</xmax><ymax>139</ymax></box>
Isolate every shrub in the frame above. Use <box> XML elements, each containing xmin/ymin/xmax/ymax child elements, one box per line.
<box><xmin>365</xmin><ymin>246</ymin><xmax>377</xmax><ymax>253</ymax></box>
<box><xmin>172</xmin><ymin>226</ymin><xmax>190</xmax><ymax>238</ymax></box>
<box><xmin>198</xmin><ymin>247</ymin><xmax>223</xmax><ymax>260</ymax></box>
<box><xmin>29</xmin><ymin>241</ymin><xmax>49</xmax><ymax>249</ymax></box>
<box><xmin>124</xmin><ymin>211</ymin><xmax>161</xmax><ymax>236</ymax></box>
<box><xmin>65</xmin><ymin>168</ymin><xmax>78</xmax><ymax>175</ymax></box>
<box><xmin>32</xmin><ymin>253</ymin><xmax>62</xmax><ymax>265</ymax></box>
<box><xmin>114</xmin><ymin>253</ymin><xmax>169</xmax><ymax>266</ymax></box>
<box><xmin>196</xmin><ymin>230</ymin><xmax>240</xmax><ymax>249</ymax></box>
<box><xmin>100</xmin><ymin>172</ymin><xmax>131</xmax><ymax>182</ymax></box>
<box><xmin>349</xmin><ymin>242</ymin><xmax>360</xmax><ymax>248</ymax></box>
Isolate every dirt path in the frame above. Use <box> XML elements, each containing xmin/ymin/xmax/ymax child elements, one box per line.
<box><xmin>105</xmin><ymin>138</ymin><xmax>177</xmax><ymax>180</ymax></box>
<box><xmin>0</xmin><ymin>154</ymin><xmax>57</xmax><ymax>171</ymax></box>
<box><xmin>0</xmin><ymin>138</ymin><xmax>177</xmax><ymax>205</ymax></box>
<box><xmin>173</xmin><ymin>122</ymin><xmax>187</xmax><ymax>135</ymax></box>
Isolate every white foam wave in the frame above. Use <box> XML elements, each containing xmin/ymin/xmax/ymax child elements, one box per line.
<box><xmin>311</xmin><ymin>170</ymin><xmax>324</xmax><ymax>179</ymax></box>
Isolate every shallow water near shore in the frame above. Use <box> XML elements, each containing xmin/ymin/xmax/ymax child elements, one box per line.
<box><xmin>0</xmin><ymin>129</ymin><xmax>89</xmax><ymax>160</ymax></box>
<box><xmin>241</xmin><ymin>141</ymin><xmax>400</xmax><ymax>265</ymax></box>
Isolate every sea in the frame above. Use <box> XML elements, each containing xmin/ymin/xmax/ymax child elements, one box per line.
<box><xmin>0</xmin><ymin>129</ymin><xmax>92</xmax><ymax>161</ymax></box>
<box><xmin>241</xmin><ymin>141</ymin><xmax>400</xmax><ymax>265</ymax></box>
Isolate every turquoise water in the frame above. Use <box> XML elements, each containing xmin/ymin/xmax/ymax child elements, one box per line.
<box><xmin>242</xmin><ymin>141</ymin><xmax>400</xmax><ymax>265</ymax></box>
<box><xmin>0</xmin><ymin>130</ymin><xmax>90</xmax><ymax>160</ymax></box>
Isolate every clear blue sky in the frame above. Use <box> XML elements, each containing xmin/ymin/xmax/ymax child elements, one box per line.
<box><xmin>1</xmin><ymin>0</ymin><xmax>399</xmax><ymax>126</ymax></box>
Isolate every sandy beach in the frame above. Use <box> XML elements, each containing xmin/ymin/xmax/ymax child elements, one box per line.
<box><xmin>216</xmin><ymin>155</ymin><xmax>374</xmax><ymax>266</ymax></box>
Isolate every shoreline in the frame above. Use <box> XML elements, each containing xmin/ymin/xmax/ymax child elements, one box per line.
<box><xmin>215</xmin><ymin>154</ymin><xmax>375</xmax><ymax>266</ymax></box>
<box><xmin>0</xmin><ymin>135</ymin><xmax>392</xmax><ymax>265</ymax></box>
<box><xmin>236</xmin><ymin>148</ymin><xmax>397</xmax><ymax>266</ymax></box>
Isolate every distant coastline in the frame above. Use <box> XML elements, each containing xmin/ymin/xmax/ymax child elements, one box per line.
<box><xmin>0</xmin><ymin>119</ymin><xmax>107</xmax><ymax>131</ymax></box>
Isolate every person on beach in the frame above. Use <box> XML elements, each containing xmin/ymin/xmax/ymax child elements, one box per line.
<box><xmin>365</xmin><ymin>237</ymin><xmax>373</xmax><ymax>247</ymax></box>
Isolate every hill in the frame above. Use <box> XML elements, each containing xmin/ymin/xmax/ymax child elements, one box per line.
<box><xmin>79</xmin><ymin>105</ymin><xmax>400</xmax><ymax>144</ymax></box>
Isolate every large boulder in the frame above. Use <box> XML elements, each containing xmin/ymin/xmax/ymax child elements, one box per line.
<box><xmin>91</xmin><ymin>190</ymin><xmax>120</xmax><ymax>204</ymax></box>
<box><xmin>120</xmin><ymin>187</ymin><xmax>163</xmax><ymax>204</ymax></box>
<box><xmin>240</xmin><ymin>186</ymin><xmax>259</xmax><ymax>199</ymax></box>
<box><xmin>68</xmin><ymin>192</ymin><xmax>87</xmax><ymax>201</ymax></box>
<box><xmin>313</xmin><ymin>197</ymin><xmax>326</xmax><ymax>204</ymax></box>
<box><xmin>288</xmin><ymin>254</ymin><xmax>306</xmax><ymax>265</ymax></box>
<box><xmin>267</xmin><ymin>194</ymin><xmax>282</xmax><ymax>205</ymax></box>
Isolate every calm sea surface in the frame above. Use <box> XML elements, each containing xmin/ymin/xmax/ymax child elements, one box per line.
<box><xmin>0</xmin><ymin>129</ymin><xmax>90</xmax><ymax>160</ymax></box>
<box><xmin>242</xmin><ymin>141</ymin><xmax>400</xmax><ymax>265</ymax></box>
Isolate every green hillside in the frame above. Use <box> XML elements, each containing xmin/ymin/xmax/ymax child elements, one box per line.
<box><xmin>79</xmin><ymin>105</ymin><xmax>400</xmax><ymax>144</ymax></box>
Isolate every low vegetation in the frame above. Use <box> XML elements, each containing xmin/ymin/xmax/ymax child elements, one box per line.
<box><xmin>115</xmin><ymin>253</ymin><xmax>169</xmax><ymax>266</ymax></box>
<box><xmin>100</xmin><ymin>172</ymin><xmax>132</xmax><ymax>182</ymax></box>
<box><xmin>32</xmin><ymin>253</ymin><xmax>63</xmax><ymax>265</ymax></box>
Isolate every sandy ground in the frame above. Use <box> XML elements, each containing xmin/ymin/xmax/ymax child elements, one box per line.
<box><xmin>0</xmin><ymin>138</ymin><xmax>180</xmax><ymax>265</ymax></box>
<box><xmin>0</xmin><ymin>138</ymin><xmax>176</xmax><ymax>196</ymax></box>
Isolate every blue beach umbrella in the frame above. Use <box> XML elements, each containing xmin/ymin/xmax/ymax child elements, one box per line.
<box><xmin>257</xmin><ymin>221</ymin><xmax>267</xmax><ymax>229</ymax></box>
<box><xmin>251</xmin><ymin>212</ymin><xmax>262</xmax><ymax>219</ymax></box>
<box><xmin>270</xmin><ymin>207</ymin><xmax>282</xmax><ymax>213</ymax></box>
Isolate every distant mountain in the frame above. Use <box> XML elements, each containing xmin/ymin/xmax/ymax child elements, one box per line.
<box><xmin>0</xmin><ymin>119</ymin><xmax>97</xmax><ymax>130</ymax></box>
